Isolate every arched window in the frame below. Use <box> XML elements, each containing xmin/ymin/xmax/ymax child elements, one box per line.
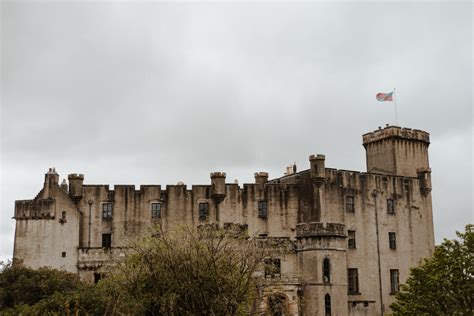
<box><xmin>323</xmin><ymin>257</ymin><xmax>330</xmax><ymax>283</ymax></box>
<box><xmin>325</xmin><ymin>293</ymin><xmax>331</xmax><ymax>316</ymax></box>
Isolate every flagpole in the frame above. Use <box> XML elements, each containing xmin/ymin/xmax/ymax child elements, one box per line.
<box><xmin>394</xmin><ymin>88</ymin><xmax>399</xmax><ymax>126</ymax></box>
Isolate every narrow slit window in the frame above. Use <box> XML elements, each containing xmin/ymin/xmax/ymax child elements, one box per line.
<box><xmin>389</xmin><ymin>232</ymin><xmax>397</xmax><ymax>249</ymax></box>
<box><xmin>323</xmin><ymin>258</ymin><xmax>330</xmax><ymax>283</ymax></box>
<box><xmin>324</xmin><ymin>294</ymin><xmax>331</xmax><ymax>316</ymax></box>
<box><xmin>348</xmin><ymin>230</ymin><xmax>356</xmax><ymax>249</ymax></box>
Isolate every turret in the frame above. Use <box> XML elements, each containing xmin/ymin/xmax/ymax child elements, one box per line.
<box><xmin>210</xmin><ymin>172</ymin><xmax>226</xmax><ymax>203</ymax></box>
<box><xmin>417</xmin><ymin>167</ymin><xmax>432</xmax><ymax>195</ymax></box>
<box><xmin>68</xmin><ymin>173</ymin><xmax>84</xmax><ymax>201</ymax></box>
<box><xmin>363</xmin><ymin>125</ymin><xmax>430</xmax><ymax>177</ymax></box>
<box><xmin>309</xmin><ymin>154</ymin><xmax>326</xmax><ymax>185</ymax></box>
<box><xmin>254</xmin><ymin>172</ymin><xmax>269</xmax><ymax>189</ymax></box>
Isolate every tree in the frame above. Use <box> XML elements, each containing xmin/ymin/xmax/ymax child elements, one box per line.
<box><xmin>391</xmin><ymin>226</ymin><xmax>474</xmax><ymax>315</ymax></box>
<box><xmin>0</xmin><ymin>260</ymin><xmax>80</xmax><ymax>310</ymax></box>
<box><xmin>101</xmin><ymin>225</ymin><xmax>275</xmax><ymax>315</ymax></box>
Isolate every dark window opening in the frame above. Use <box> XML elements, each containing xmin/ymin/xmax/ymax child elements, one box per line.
<box><xmin>390</xmin><ymin>269</ymin><xmax>400</xmax><ymax>293</ymax></box>
<box><xmin>61</xmin><ymin>211</ymin><xmax>66</xmax><ymax>219</ymax></box>
<box><xmin>387</xmin><ymin>199</ymin><xmax>395</xmax><ymax>214</ymax></box>
<box><xmin>348</xmin><ymin>268</ymin><xmax>359</xmax><ymax>294</ymax></box>
<box><xmin>389</xmin><ymin>232</ymin><xmax>397</xmax><ymax>249</ymax></box>
<box><xmin>323</xmin><ymin>258</ymin><xmax>330</xmax><ymax>283</ymax></box>
<box><xmin>324</xmin><ymin>294</ymin><xmax>331</xmax><ymax>316</ymax></box>
<box><xmin>346</xmin><ymin>196</ymin><xmax>354</xmax><ymax>212</ymax></box>
<box><xmin>151</xmin><ymin>202</ymin><xmax>162</xmax><ymax>218</ymax></box>
<box><xmin>199</xmin><ymin>202</ymin><xmax>209</xmax><ymax>221</ymax></box>
<box><xmin>102</xmin><ymin>233</ymin><xmax>112</xmax><ymax>249</ymax></box>
<box><xmin>94</xmin><ymin>272</ymin><xmax>102</xmax><ymax>284</ymax></box>
<box><xmin>264</xmin><ymin>258</ymin><xmax>281</xmax><ymax>278</ymax></box>
<box><xmin>102</xmin><ymin>203</ymin><xmax>113</xmax><ymax>219</ymax></box>
<box><xmin>61</xmin><ymin>251</ymin><xmax>66</xmax><ymax>257</ymax></box>
<box><xmin>258</xmin><ymin>200</ymin><xmax>268</xmax><ymax>218</ymax></box>
<box><xmin>348</xmin><ymin>230</ymin><xmax>356</xmax><ymax>249</ymax></box>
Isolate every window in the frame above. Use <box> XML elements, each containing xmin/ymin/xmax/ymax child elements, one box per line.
<box><xmin>346</xmin><ymin>196</ymin><xmax>354</xmax><ymax>212</ymax></box>
<box><xmin>61</xmin><ymin>211</ymin><xmax>66</xmax><ymax>219</ymax></box>
<box><xmin>348</xmin><ymin>268</ymin><xmax>359</xmax><ymax>294</ymax></box>
<box><xmin>387</xmin><ymin>199</ymin><xmax>395</xmax><ymax>214</ymax></box>
<box><xmin>199</xmin><ymin>202</ymin><xmax>209</xmax><ymax>221</ymax></box>
<box><xmin>390</xmin><ymin>269</ymin><xmax>400</xmax><ymax>293</ymax></box>
<box><xmin>348</xmin><ymin>230</ymin><xmax>356</xmax><ymax>249</ymax></box>
<box><xmin>102</xmin><ymin>233</ymin><xmax>112</xmax><ymax>248</ymax></box>
<box><xmin>102</xmin><ymin>203</ymin><xmax>113</xmax><ymax>219</ymax></box>
<box><xmin>323</xmin><ymin>258</ymin><xmax>330</xmax><ymax>283</ymax></box>
<box><xmin>258</xmin><ymin>200</ymin><xmax>268</xmax><ymax>218</ymax></box>
<box><xmin>151</xmin><ymin>202</ymin><xmax>162</xmax><ymax>218</ymax></box>
<box><xmin>324</xmin><ymin>294</ymin><xmax>331</xmax><ymax>316</ymax></box>
<box><xmin>61</xmin><ymin>251</ymin><xmax>66</xmax><ymax>257</ymax></box>
<box><xmin>264</xmin><ymin>258</ymin><xmax>281</xmax><ymax>278</ymax></box>
<box><xmin>94</xmin><ymin>272</ymin><xmax>102</xmax><ymax>284</ymax></box>
<box><xmin>389</xmin><ymin>232</ymin><xmax>397</xmax><ymax>249</ymax></box>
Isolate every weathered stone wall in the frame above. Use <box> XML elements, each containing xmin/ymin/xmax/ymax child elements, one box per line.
<box><xmin>13</xmin><ymin>126</ymin><xmax>435</xmax><ymax>316</ymax></box>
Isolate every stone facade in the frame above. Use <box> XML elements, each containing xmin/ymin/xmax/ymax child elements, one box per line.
<box><xmin>13</xmin><ymin>125</ymin><xmax>435</xmax><ymax>315</ymax></box>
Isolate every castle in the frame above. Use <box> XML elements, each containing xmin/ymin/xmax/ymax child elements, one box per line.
<box><xmin>13</xmin><ymin>125</ymin><xmax>435</xmax><ymax>315</ymax></box>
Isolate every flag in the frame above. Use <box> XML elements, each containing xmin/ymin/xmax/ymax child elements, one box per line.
<box><xmin>376</xmin><ymin>92</ymin><xmax>394</xmax><ymax>102</ymax></box>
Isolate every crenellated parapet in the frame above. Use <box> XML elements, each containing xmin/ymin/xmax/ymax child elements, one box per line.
<box><xmin>15</xmin><ymin>198</ymin><xmax>56</xmax><ymax>219</ymax></box>
<box><xmin>296</xmin><ymin>222</ymin><xmax>346</xmax><ymax>238</ymax></box>
<box><xmin>362</xmin><ymin>126</ymin><xmax>430</xmax><ymax>146</ymax></box>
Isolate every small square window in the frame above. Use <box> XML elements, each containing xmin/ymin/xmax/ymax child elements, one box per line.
<box><xmin>199</xmin><ymin>202</ymin><xmax>209</xmax><ymax>221</ymax></box>
<box><xmin>61</xmin><ymin>211</ymin><xmax>66</xmax><ymax>219</ymax></box>
<box><xmin>61</xmin><ymin>251</ymin><xmax>66</xmax><ymax>257</ymax></box>
<box><xmin>390</xmin><ymin>269</ymin><xmax>400</xmax><ymax>293</ymax></box>
<box><xmin>258</xmin><ymin>200</ymin><xmax>268</xmax><ymax>218</ymax></box>
<box><xmin>346</xmin><ymin>196</ymin><xmax>354</xmax><ymax>212</ymax></box>
<box><xmin>102</xmin><ymin>233</ymin><xmax>112</xmax><ymax>248</ymax></box>
<box><xmin>387</xmin><ymin>199</ymin><xmax>395</xmax><ymax>214</ymax></box>
<box><xmin>102</xmin><ymin>203</ymin><xmax>113</xmax><ymax>219</ymax></box>
<box><xmin>264</xmin><ymin>258</ymin><xmax>281</xmax><ymax>278</ymax></box>
<box><xmin>151</xmin><ymin>202</ymin><xmax>161</xmax><ymax>218</ymax></box>
<box><xmin>389</xmin><ymin>232</ymin><xmax>397</xmax><ymax>249</ymax></box>
<box><xmin>348</xmin><ymin>230</ymin><xmax>356</xmax><ymax>249</ymax></box>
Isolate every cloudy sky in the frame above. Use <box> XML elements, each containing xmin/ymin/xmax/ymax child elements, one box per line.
<box><xmin>0</xmin><ymin>1</ymin><xmax>472</xmax><ymax>262</ymax></box>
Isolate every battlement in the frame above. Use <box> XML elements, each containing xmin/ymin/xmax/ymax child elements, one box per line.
<box><xmin>296</xmin><ymin>222</ymin><xmax>346</xmax><ymax>238</ymax></box>
<box><xmin>309</xmin><ymin>154</ymin><xmax>325</xmax><ymax>161</ymax></box>
<box><xmin>255</xmin><ymin>172</ymin><xmax>269</xmax><ymax>177</ymax></box>
<box><xmin>362</xmin><ymin>125</ymin><xmax>430</xmax><ymax>146</ymax></box>
<box><xmin>68</xmin><ymin>173</ymin><xmax>84</xmax><ymax>180</ymax></box>
<box><xmin>210</xmin><ymin>172</ymin><xmax>226</xmax><ymax>178</ymax></box>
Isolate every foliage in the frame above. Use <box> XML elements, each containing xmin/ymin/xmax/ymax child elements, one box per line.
<box><xmin>102</xmin><ymin>225</ymin><xmax>273</xmax><ymax>315</ymax></box>
<box><xmin>391</xmin><ymin>226</ymin><xmax>474</xmax><ymax>315</ymax></box>
<box><xmin>0</xmin><ymin>260</ymin><xmax>80</xmax><ymax>309</ymax></box>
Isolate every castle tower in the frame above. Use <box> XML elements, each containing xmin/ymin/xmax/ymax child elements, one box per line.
<box><xmin>68</xmin><ymin>174</ymin><xmax>84</xmax><ymax>202</ymax></box>
<box><xmin>362</xmin><ymin>125</ymin><xmax>430</xmax><ymax>177</ymax></box>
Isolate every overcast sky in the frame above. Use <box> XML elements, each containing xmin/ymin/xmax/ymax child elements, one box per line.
<box><xmin>0</xmin><ymin>1</ymin><xmax>472</xmax><ymax>262</ymax></box>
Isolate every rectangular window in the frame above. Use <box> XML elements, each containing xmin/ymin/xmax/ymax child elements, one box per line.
<box><xmin>199</xmin><ymin>202</ymin><xmax>209</xmax><ymax>221</ymax></box>
<box><xmin>389</xmin><ymin>232</ymin><xmax>397</xmax><ymax>249</ymax></box>
<box><xmin>102</xmin><ymin>233</ymin><xmax>112</xmax><ymax>248</ymax></box>
<box><xmin>346</xmin><ymin>196</ymin><xmax>354</xmax><ymax>212</ymax></box>
<box><xmin>61</xmin><ymin>251</ymin><xmax>66</xmax><ymax>257</ymax></box>
<box><xmin>258</xmin><ymin>200</ymin><xmax>268</xmax><ymax>218</ymax></box>
<box><xmin>102</xmin><ymin>203</ymin><xmax>113</xmax><ymax>219</ymax></box>
<box><xmin>264</xmin><ymin>258</ymin><xmax>281</xmax><ymax>278</ymax></box>
<box><xmin>151</xmin><ymin>202</ymin><xmax>162</xmax><ymax>218</ymax></box>
<box><xmin>348</xmin><ymin>230</ymin><xmax>356</xmax><ymax>249</ymax></box>
<box><xmin>390</xmin><ymin>269</ymin><xmax>400</xmax><ymax>293</ymax></box>
<box><xmin>387</xmin><ymin>199</ymin><xmax>395</xmax><ymax>214</ymax></box>
<box><xmin>61</xmin><ymin>211</ymin><xmax>66</xmax><ymax>219</ymax></box>
<box><xmin>348</xmin><ymin>268</ymin><xmax>359</xmax><ymax>294</ymax></box>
